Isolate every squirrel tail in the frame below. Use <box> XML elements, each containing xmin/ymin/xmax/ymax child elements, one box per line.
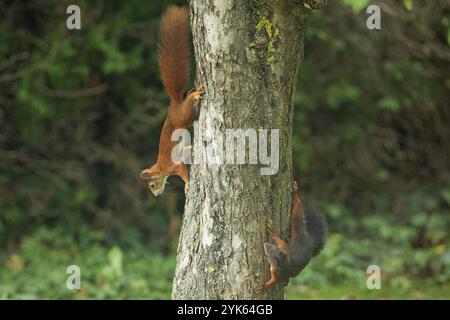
<box><xmin>304</xmin><ymin>206</ymin><xmax>327</xmax><ymax>257</ymax></box>
<box><xmin>158</xmin><ymin>6</ymin><xmax>190</xmax><ymax>103</ymax></box>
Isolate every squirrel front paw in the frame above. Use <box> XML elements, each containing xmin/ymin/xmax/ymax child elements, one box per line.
<box><xmin>184</xmin><ymin>182</ymin><xmax>190</xmax><ymax>195</ymax></box>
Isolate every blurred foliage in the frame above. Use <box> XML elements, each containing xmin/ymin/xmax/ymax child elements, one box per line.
<box><xmin>0</xmin><ymin>227</ymin><xmax>174</xmax><ymax>299</ymax></box>
<box><xmin>0</xmin><ymin>0</ymin><xmax>449</xmax><ymax>299</ymax></box>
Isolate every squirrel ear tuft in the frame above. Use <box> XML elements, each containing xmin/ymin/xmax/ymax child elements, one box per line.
<box><xmin>140</xmin><ymin>169</ymin><xmax>153</xmax><ymax>180</ymax></box>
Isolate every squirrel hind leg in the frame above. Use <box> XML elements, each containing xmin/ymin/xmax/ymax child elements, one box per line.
<box><xmin>168</xmin><ymin>85</ymin><xmax>204</xmax><ymax>128</ymax></box>
<box><xmin>187</xmin><ymin>85</ymin><xmax>205</xmax><ymax>101</ymax></box>
<box><xmin>183</xmin><ymin>87</ymin><xmax>203</xmax><ymax>119</ymax></box>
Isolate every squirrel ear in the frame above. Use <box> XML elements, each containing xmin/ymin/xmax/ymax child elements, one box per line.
<box><xmin>140</xmin><ymin>169</ymin><xmax>153</xmax><ymax>180</ymax></box>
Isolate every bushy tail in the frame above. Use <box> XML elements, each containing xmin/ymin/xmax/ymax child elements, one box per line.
<box><xmin>305</xmin><ymin>206</ymin><xmax>327</xmax><ymax>256</ymax></box>
<box><xmin>158</xmin><ymin>6</ymin><xmax>190</xmax><ymax>103</ymax></box>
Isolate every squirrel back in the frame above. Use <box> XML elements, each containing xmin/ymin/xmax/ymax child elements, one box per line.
<box><xmin>287</xmin><ymin>204</ymin><xmax>327</xmax><ymax>278</ymax></box>
<box><xmin>304</xmin><ymin>205</ymin><xmax>327</xmax><ymax>257</ymax></box>
<box><xmin>289</xmin><ymin>186</ymin><xmax>327</xmax><ymax>257</ymax></box>
<box><xmin>158</xmin><ymin>6</ymin><xmax>190</xmax><ymax>103</ymax></box>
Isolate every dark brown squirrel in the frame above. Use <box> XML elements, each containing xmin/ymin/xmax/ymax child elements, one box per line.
<box><xmin>140</xmin><ymin>6</ymin><xmax>204</xmax><ymax>196</ymax></box>
<box><xmin>257</xmin><ymin>181</ymin><xmax>327</xmax><ymax>292</ymax></box>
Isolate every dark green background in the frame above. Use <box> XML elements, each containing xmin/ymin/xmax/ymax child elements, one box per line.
<box><xmin>0</xmin><ymin>0</ymin><xmax>449</xmax><ymax>299</ymax></box>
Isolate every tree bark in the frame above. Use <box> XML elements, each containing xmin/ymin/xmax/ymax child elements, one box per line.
<box><xmin>172</xmin><ymin>0</ymin><xmax>314</xmax><ymax>299</ymax></box>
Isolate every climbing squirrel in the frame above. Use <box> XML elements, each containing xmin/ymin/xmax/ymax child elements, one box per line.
<box><xmin>140</xmin><ymin>6</ymin><xmax>204</xmax><ymax>196</ymax></box>
<box><xmin>257</xmin><ymin>181</ymin><xmax>327</xmax><ymax>292</ymax></box>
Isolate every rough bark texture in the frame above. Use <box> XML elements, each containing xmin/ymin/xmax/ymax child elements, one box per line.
<box><xmin>172</xmin><ymin>0</ymin><xmax>310</xmax><ymax>299</ymax></box>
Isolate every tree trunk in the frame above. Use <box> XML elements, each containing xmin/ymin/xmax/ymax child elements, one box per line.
<box><xmin>172</xmin><ymin>0</ymin><xmax>312</xmax><ymax>299</ymax></box>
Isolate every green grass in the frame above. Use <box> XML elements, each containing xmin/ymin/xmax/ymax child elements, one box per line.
<box><xmin>286</xmin><ymin>283</ymin><xmax>450</xmax><ymax>300</ymax></box>
<box><xmin>1</xmin><ymin>226</ymin><xmax>448</xmax><ymax>299</ymax></box>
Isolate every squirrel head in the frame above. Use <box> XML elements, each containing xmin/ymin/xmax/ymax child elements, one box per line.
<box><xmin>140</xmin><ymin>166</ymin><xmax>168</xmax><ymax>196</ymax></box>
<box><xmin>263</xmin><ymin>243</ymin><xmax>289</xmax><ymax>274</ymax></box>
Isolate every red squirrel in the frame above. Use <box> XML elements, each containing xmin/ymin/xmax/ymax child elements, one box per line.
<box><xmin>257</xmin><ymin>181</ymin><xmax>327</xmax><ymax>293</ymax></box>
<box><xmin>140</xmin><ymin>6</ymin><xmax>204</xmax><ymax>196</ymax></box>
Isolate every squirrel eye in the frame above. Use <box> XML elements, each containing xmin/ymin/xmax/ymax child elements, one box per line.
<box><xmin>150</xmin><ymin>183</ymin><xmax>155</xmax><ymax>188</ymax></box>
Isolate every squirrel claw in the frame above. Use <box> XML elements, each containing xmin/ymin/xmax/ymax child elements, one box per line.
<box><xmin>184</xmin><ymin>183</ymin><xmax>189</xmax><ymax>195</ymax></box>
<box><xmin>256</xmin><ymin>286</ymin><xmax>265</xmax><ymax>294</ymax></box>
<box><xmin>188</xmin><ymin>85</ymin><xmax>205</xmax><ymax>101</ymax></box>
